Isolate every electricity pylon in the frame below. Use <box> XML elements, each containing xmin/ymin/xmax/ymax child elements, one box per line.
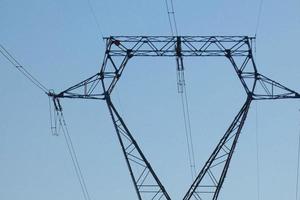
<box><xmin>48</xmin><ymin>36</ymin><xmax>300</xmax><ymax>200</ymax></box>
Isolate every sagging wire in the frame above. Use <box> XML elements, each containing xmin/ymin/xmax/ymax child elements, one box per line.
<box><xmin>255</xmin><ymin>102</ymin><xmax>261</xmax><ymax>200</ymax></box>
<box><xmin>164</xmin><ymin>0</ymin><xmax>197</xmax><ymax>179</ymax></box>
<box><xmin>85</xmin><ymin>0</ymin><xmax>105</xmax><ymax>43</ymax></box>
<box><xmin>255</xmin><ymin>0</ymin><xmax>264</xmax><ymax>37</ymax></box>
<box><xmin>1</xmin><ymin>30</ymin><xmax>91</xmax><ymax>200</ymax></box>
<box><xmin>0</xmin><ymin>44</ymin><xmax>49</xmax><ymax>94</ymax></box>
<box><xmin>0</xmin><ymin>44</ymin><xmax>60</xmax><ymax>138</ymax></box>
<box><xmin>164</xmin><ymin>0</ymin><xmax>178</xmax><ymax>36</ymax></box>
<box><xmin>180</xmin><ymin>81</ymin><xmax>197</xmax><ymax>178</ymax></box>
<box><xmin>253</xmin><ymin>0</ymin><xmax>264</xmax><ymax>64</ymax></box>
<box><xmin>51</xmin><ymin>97</ymin><xmax>92</xmax><ymax>200</ymax></box>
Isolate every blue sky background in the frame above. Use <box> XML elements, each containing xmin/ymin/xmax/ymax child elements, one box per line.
<box><xmin>1</xmin><ymin>0</ymin><xmax>300</xmax><ymax>199</ymax></box>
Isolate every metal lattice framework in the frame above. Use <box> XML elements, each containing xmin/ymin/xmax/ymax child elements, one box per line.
<box><xmin>48</xmin><ymin>36</ymin><xmax>300</xmax><ymax>200</ymax></box>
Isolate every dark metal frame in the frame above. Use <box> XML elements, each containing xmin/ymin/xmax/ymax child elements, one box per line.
<box><xmin>48</xmin><ymin>36</ymin><xmax>300</xmax><ymax>200</ymax></box>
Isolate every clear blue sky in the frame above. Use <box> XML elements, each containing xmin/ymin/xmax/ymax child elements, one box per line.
<box><xmin>1</xmin><ymin>0</ymin><xmax>300</xmax><ymax>200</ymax></box>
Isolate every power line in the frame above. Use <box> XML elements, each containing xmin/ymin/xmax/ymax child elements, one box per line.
<box><xmin>1</xmin><ymin>43</ymin><xmax>91</xmax><ymax>198</ymax></box>
<box><xmin>58</xmin><ymin>110</ymin><xmax>92</xmax><ymax>200</ymax></box>
<box><xmin>255</xmin><ymin>102</ymin><xmax>261</xmax><ymax>200</ymax></box>
<box><xmin>164</xmin><ymin>0</ymin><xmax>196</xmax><ymax>179</ymax></box>
<box><xmin>181</xmin><ymin>83</ymin><xmax>197</xmax><ymax>178</ymax></box>
<box><xmin>0</xmin><ymin>44</ymin><xmax>48</xmax><ymax>93</ymax></box>
<box><xmin>170</xmin><ymin>0</ymin><xmax>179</xmax><ymax>35</ymax></box>
<box><xmin>85</xmin><ymin>0</ymin><xmax>105</xmax><ymax>42</ymax></box>
<box><xmin>255</xmin><ymin>0</ymin><xmax>264</xmax><ymax>37</ymax></box>
<box><xmin>164</xmin><ymin>0</ymin><xmax>179</xmax><ymax>36</ymax></box>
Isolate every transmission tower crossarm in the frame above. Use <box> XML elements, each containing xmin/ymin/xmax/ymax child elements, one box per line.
<box><xmin>252</xmin><ymin>73</ymin><xmax>300</xmax><ymax>100</ymax></box>
<box><xmin>183</xmin><ymin>97</ymin><xmax>252</xmax><ymax>200</ymax></box>
<box><xmin>47</xmin><ymin>73</ymin><xmax>105</xmax><ymax>100</ymax></box>
<box><xmin>106</xmin><ymin>36</ymin><xmax>253</xmax><ymax>57</ymax></box>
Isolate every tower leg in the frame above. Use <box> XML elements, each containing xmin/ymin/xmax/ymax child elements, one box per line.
<box><xmin>105</xmin><ymin>96</ymin><xmax>171</xmax><ymax>200</ymax></box>
<box><xmin>183</xmin><ymin>97</ymin><xmax>252</xmax><ymax>200</ymax></box>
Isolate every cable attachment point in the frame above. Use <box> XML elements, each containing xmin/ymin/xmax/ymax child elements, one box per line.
<box><xmin>176</xmin><ymin>37</ymin><xmax>185</xmax><ymax>93</ymax></box>
<box><xmin>177</xmin><ymin>69</ymin><xmax>185</xmax><ymax>94</ymax></box>
<box><xmin>47</xmin><ymin>91</ymin><xmax>64</xmax><ymax>136</ymax></box>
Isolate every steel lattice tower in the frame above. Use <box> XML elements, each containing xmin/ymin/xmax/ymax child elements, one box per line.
<box><xmin>48</xmin><ymin>36</ymin><xmax>300</xmax><ymax>200</ymax></box>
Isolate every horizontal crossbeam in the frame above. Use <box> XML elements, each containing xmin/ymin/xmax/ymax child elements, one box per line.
<box><xmin>106</xmin><ymin>36</ymin><xmax>254</xmax><ymax>57</ymax></box>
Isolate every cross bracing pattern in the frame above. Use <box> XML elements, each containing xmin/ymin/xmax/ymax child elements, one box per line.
<box><xmin>48</xmin><ymin>36</ymin><xmax>300</xmax><ymax>200</ymax></box>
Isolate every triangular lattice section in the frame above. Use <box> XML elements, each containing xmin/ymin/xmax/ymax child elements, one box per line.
<box><xmin>253</xmin><ymin>73</ymin><xmax>300</xmax><ymax>100</ymax></box>
<box><xmin>183</xmin><ymin>99</ymin><xmax>251</xmax><ymax>200</ymax></box>
<box><xmin>107</xmin><ymin>100</ymin><xmax>171</xmax><ymax>200</ymax></box>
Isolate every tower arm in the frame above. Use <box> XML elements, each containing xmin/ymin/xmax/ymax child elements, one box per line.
<box><xmin>252</xmin><ymin>73</ymin><xmax>300</xmax><ymax>100</ymax></box>
<box><xmin>47</xmin><ymin>73</ymin><xmax>105</xmax><ymax>100</ymax></box>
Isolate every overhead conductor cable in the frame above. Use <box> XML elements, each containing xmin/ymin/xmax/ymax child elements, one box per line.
<box><xmin>0</xmin><ymin>44</ymin><xmax>91</xmax><ymax>200</ymax></box>
<box><xmin>0</xmin><ymin>44</ymin><xmax>48</xmax><ymax>93</ymax></box>
<box><xmin>164</xmin><ymin>0</ymin><xmax>197</xmax><ymax>179</ymax></box>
